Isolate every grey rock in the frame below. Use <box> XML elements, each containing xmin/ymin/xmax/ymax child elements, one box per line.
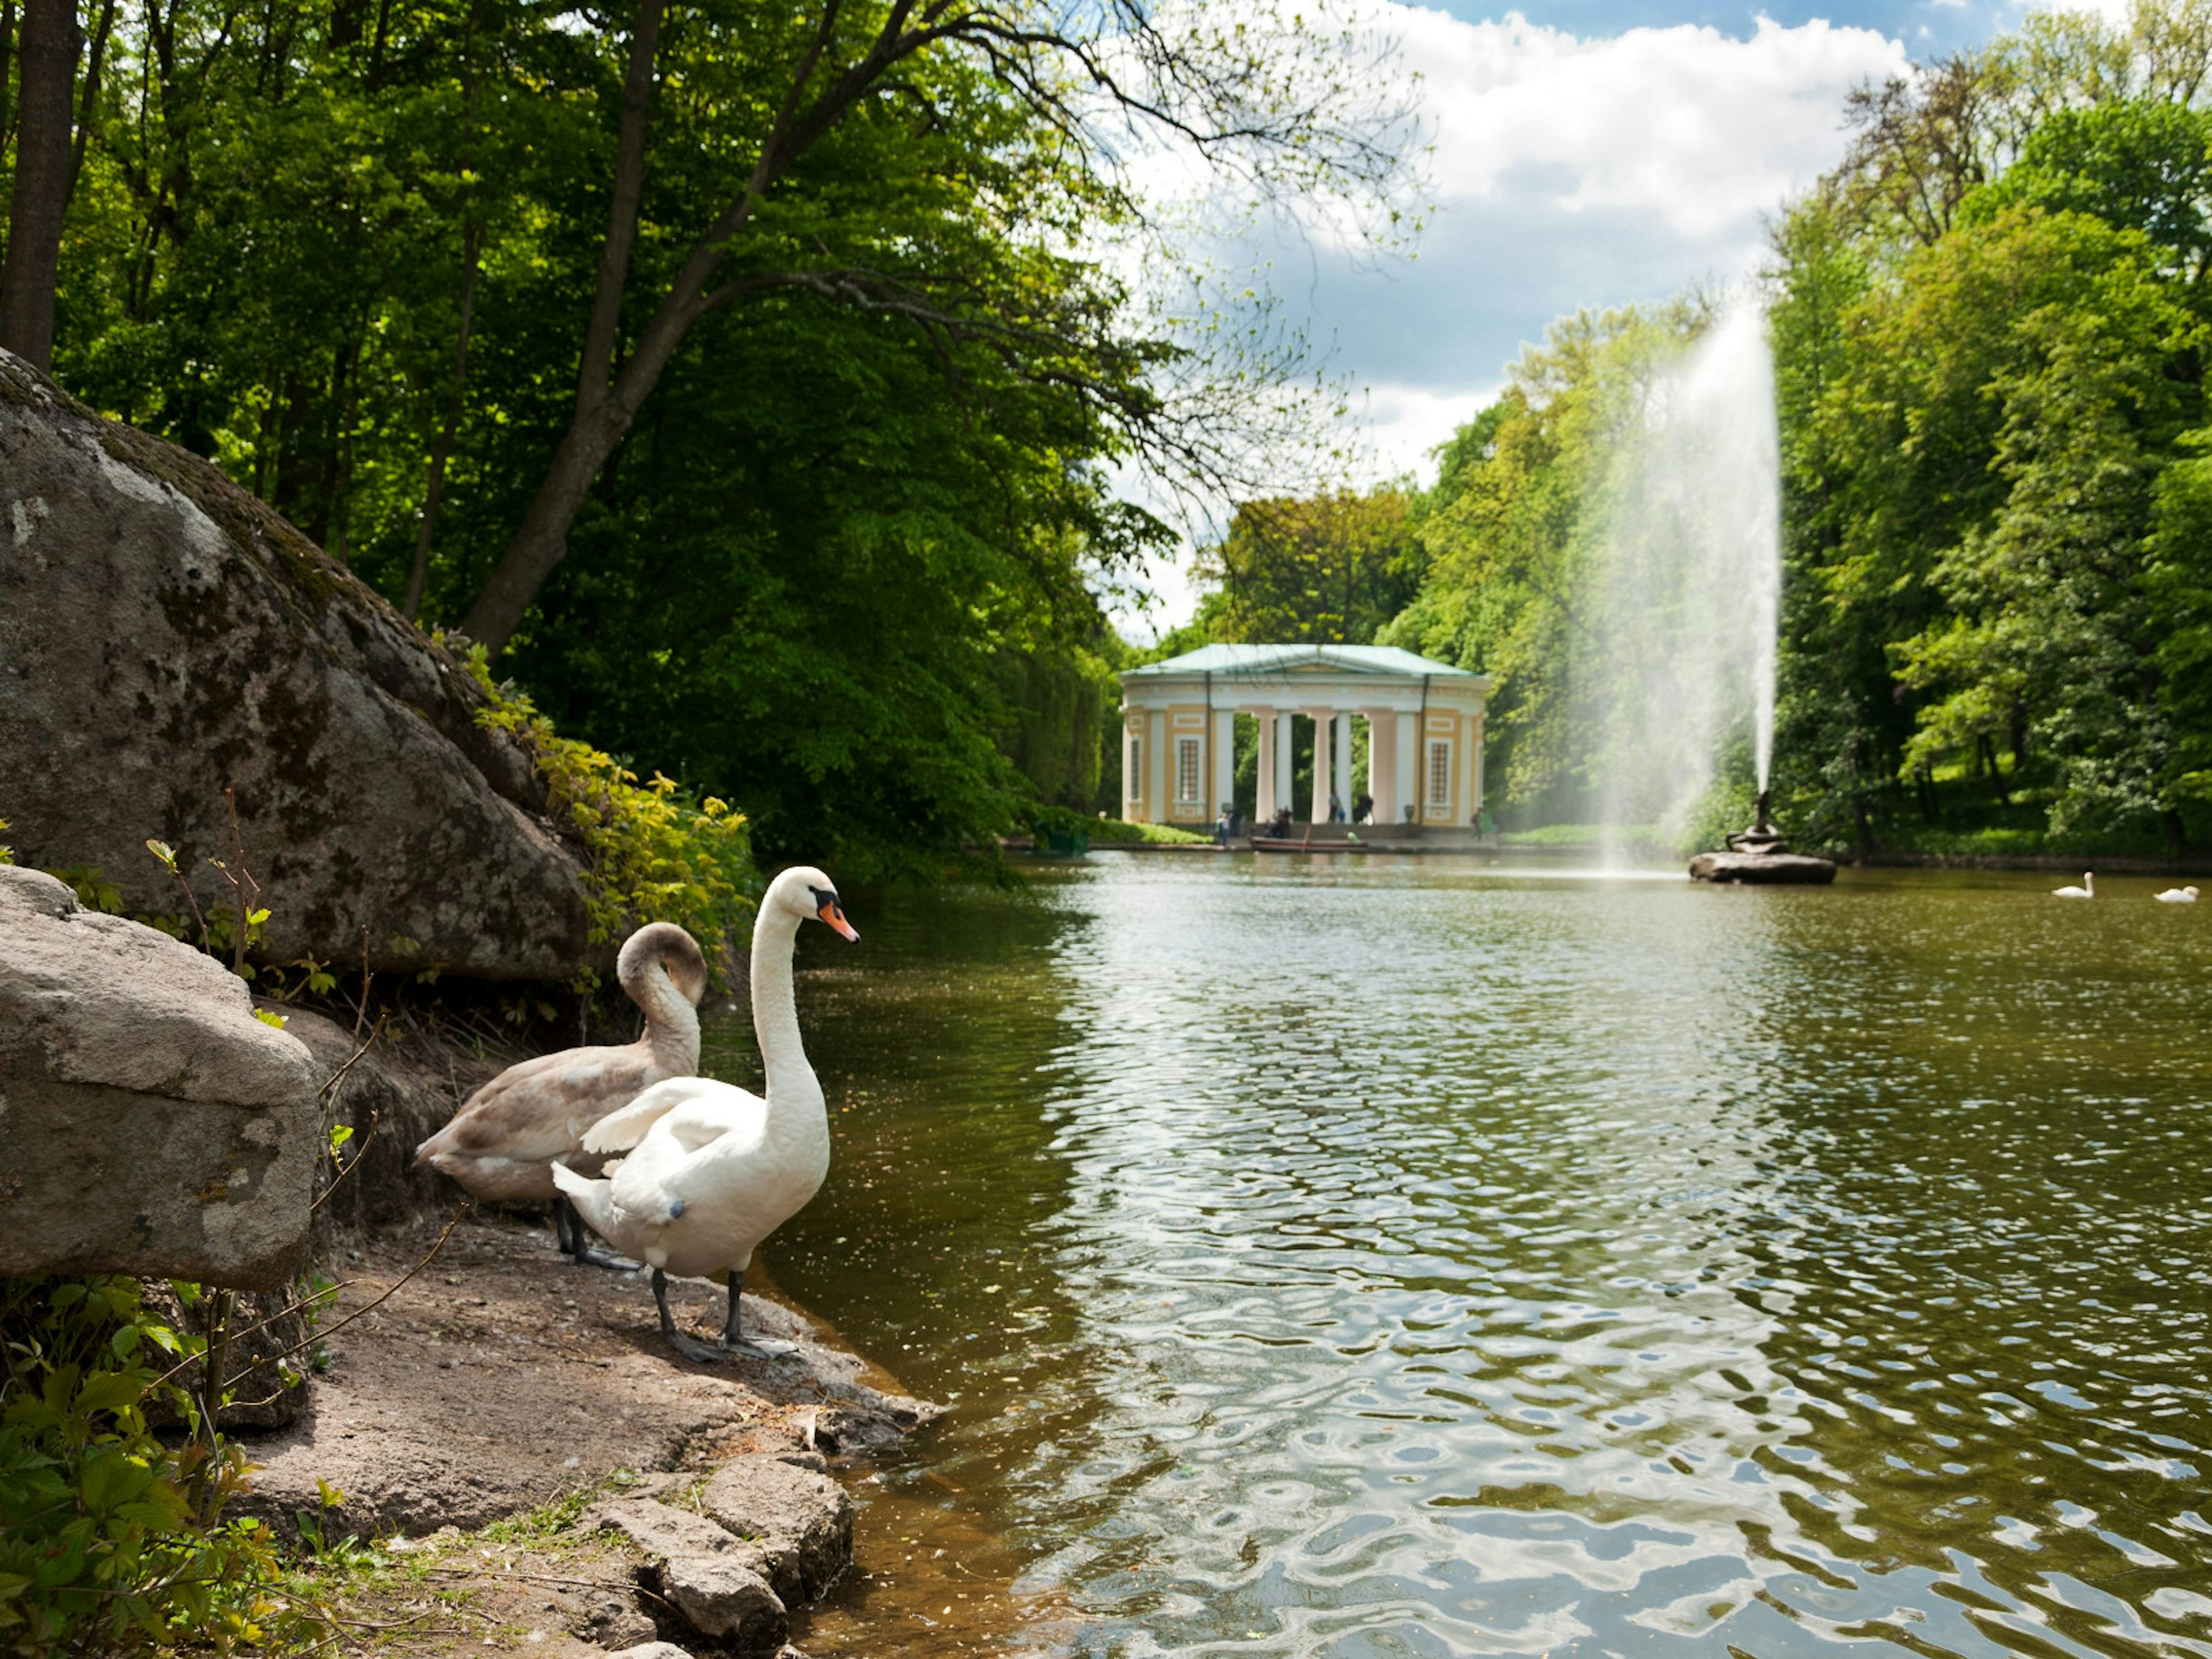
<box><xmin>1687</xmin><ymin>849</ymin><xmax>1838</xmax><ymax>885</ymax></box>
<box><xmin>0</xmin><ymin>349</ymin><xmax>594</xmax><ymax>978</ymax></box>
<box><xmin>582</xmin><ymin>1494</ymin><xmax>793</xmax><ymax>1647</ymax></box>
<box><xmin>142</xmin><ymin>1281</ymin><xmax>313</xmax><ymax>1430</ymax></box>
<box><xmin>582</xmin><ymin>1497</ymin><xmax>748</xmax><ymax>1563</ymax></box>
<box><xmin>0</xmin><ymin>865</ymin><xmax>319</xmax><ymax>1287</ymax></box>
<box><xmin>281</xmin><ymin>1007</ymin><xmax>460</xmax><ymax>1233</ymax></box>
<box><xmin>700</xmin><ymin>1454</ymin><xmax>854</xmax><ymax>1605</ymax></box>
<box><xmin>608</xmin><ymin>1646</ymin><xmax>694</xmax><ymax>1659</ymax></box>
<box><xmin>658</xmin><ymin>1554</ymin><xmax>785</xmax><ymax>1647</ymax></box>
<box><xmin>586</xmin><ymin>1606</ymin><xmax>665</xmax><ymax>1652</ymax></box>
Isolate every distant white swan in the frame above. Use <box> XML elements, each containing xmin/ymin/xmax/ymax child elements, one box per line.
<box><xmin>2156</xmin><ymin>885</ymin><xmax>2200</xmax><ymax>903</ymax></box>
<box><xmin>554</xmin><ymin>865</ymin><xmax>858</xmax><ymax>1360</ymax></box>
<box><xmin>2052</xmin><ymin>873</ymin><xmax>2095</xmax><ymax>899</ymax></box>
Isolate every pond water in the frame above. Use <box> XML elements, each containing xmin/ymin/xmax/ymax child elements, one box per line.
<box><xmin>702</xmin><ymin>858</ymin><xmax>2212</xmax><ymax>1658</ymax></box>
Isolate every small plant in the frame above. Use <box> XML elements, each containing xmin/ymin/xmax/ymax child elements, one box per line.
<box><xmin>145</xmin><ymin>809</ymin><xmax>271</xmax><ymax>982</ymax></box>
<box><xmin>459</xmin><ymin>644</ymin><xmax>760</xmax><ymax>982</ymax></box>
<box><xmin>0</xmin><ymin>1277</ymin><xmax>334</xmax><ymax>1654</ymax></box>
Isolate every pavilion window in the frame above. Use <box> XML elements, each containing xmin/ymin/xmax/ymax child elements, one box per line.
<box><xmin>1128</xmin><ymin>736</ymin><xmax>1143</xmax><ymax>800</ymax></box>
<box><xmin>1427</xmin><ymin>740</ymin><xmax>1452</xmax><ymax>809</ymax></box>
<box><xmin>1175</xmin><ymin>737</ymin><xmax>1202</xmax><ymax>805</ymax></box>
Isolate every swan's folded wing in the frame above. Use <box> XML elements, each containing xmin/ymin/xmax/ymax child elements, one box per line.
<box><xmin>418</xmin><ymin>1043</ymin><xmax>655</xmax><ymax>1163</ymax></box>
<box><xmin>657</xmin><ymin>1090</ymin><xmax>767</xmax><ymax>1155</ymax></box>
<box><xmin>584</xmin><ymin>1075</ymin><xmax>724</xmax><ymax>1153</ymax></box>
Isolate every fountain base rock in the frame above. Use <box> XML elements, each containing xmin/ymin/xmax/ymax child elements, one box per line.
<box><xmin>1688</xmin><ymin>849</ymin><xmax>1837</xmax><ymax>884</ymax></box>
<box><xmin>1690</xmin><ymin>794</ymin><xmax>1836</xmax><ymax>884</ymax></box>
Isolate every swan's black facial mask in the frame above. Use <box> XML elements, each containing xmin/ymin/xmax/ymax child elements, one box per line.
<box><xmin>809</xmin><ymin>885</ymin><xmax>859</xmax><ymax>942</ymax></box>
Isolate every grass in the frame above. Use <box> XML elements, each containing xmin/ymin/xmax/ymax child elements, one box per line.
<box><xmin>1086</xmin><ymin>817</ymin><xmax>1211</xmax><ymax>846</ymax></box>
<box><xmin>1840</xmin><ymin>823</ymin><xmax>2176</xmax><ymax>859</ymax></box>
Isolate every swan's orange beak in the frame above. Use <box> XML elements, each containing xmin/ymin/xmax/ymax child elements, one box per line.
<box><xmin>819</xmin><ymin>900</ymin><xmax>859</xmax><ymax>942</ymax></box>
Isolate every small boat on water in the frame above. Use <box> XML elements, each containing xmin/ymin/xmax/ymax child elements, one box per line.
<box><xmin>1251</xmin><ymin>833</ymin><xmax>1369</xmax><ymax>854</ymax></box>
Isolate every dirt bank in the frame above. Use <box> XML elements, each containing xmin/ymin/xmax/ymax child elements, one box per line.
<box><xmin>243</xmin><ymin>1215</ymin><xmax>934</xmax><ymax>1541</ymax></box>
<box><xmin>230</xmin><ymin>1213</ymin><xmax>935</xmax><ymax>1654</ymax></box>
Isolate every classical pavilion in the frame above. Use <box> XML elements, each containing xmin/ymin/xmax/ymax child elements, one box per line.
<box><xmin>1117</xmin><ymin>645</ymin><xmax>1493</xmax><ymax>830</ymax></box>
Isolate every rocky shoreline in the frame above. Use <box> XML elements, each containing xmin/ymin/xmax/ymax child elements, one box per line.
<box><xmin>241</xmin><ymin>1209</ymin><xmax>936</xmax><ymax>1655</ymax></box>
<box><xmin>218</xmin><ymin>1004</ymin><xmax>939</xmax><ymax>1656</ymax></box>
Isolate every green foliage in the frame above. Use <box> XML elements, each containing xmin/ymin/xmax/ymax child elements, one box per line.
<box><xmin>1195</xmin><ymin>490</ymin><xmax>1428</xmax><ymax>646</ymax></box>
<box><xmin>35</xmin><ymin>0</ymin><xmax>1396</xmax><ymax>874</ymax></box>
<box><xmin>1357</xmin><ymin>12</ymin><xmax>2212</xmax><ymax>858</ymax></box>
<box><xmin>1088</xmin><ymin>816</ymin><xmax>1211</xmax><ymax>845</ymax></box>
<box><xmin>0</xmin><ymin>1278</ymin><xmax>328</xmax><ymax>1656</ymax></box>
<box><xmin>464</xmin><ymin>647</ymin><xmax>760</xmax><ymax>972</ymax></box>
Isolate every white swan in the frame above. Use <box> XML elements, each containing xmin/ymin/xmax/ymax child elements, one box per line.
<box><xmin>2156</xmin><ymin>885</ymin><xmax>2200</xmax><ymax>903</ymax></box>
<box><xmin>2052</xmin><ymin>872</ymin><xmax>2095</xmax><ymax>899</ymax></box>
<box><xmin>554</xmin><ymin>866</ymin><xmax>857</xmax><ymax>1360</ymax></box>
<box><xmin>415</xmin><ymin>922</ymin><xmax>706</xmax><ymax>1266</ymax></box>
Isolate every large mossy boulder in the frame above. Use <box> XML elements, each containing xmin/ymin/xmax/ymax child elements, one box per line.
<box><xmin>0</xmin><ymin>349</ymin><xmax>592</xmax><ymax>978</ymax></box>
<box><xmin>0</xmin><ymin>866</ymin><xmax>320</xmax><ymax>1289</ymax></box>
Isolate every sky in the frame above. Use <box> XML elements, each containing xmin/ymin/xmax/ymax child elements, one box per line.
<box><xmin>1119</xmin><ymin>0</ymin><xmax>2122</xmax><ymax>632</ymax></box>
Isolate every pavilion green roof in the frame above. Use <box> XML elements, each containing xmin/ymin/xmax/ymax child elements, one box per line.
<box><xmin>1120</xmin><ymin>643</ymin><xmax>1479</xmax><ymax>680</ymax></box>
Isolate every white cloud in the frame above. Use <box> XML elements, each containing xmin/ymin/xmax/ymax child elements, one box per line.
<box><xmin>1117</xmin><ymin>7</ymin><xmax>1910</xmax><ymax>630</ymax></box>
<box><xmin>1402</xmin><ymin>9</ymin><xmax>1907</xmax><ymax>238</ymax></box>
<box><xmin>1356</xmin><ymin>379</ymin><xmax>1501</xmax><ymax>479</ymax></box>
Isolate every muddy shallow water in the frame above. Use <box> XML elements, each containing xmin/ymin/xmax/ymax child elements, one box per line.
<box><xmin>707</xmin><ymin>858</ymin><xmax>2212</xmax><ymax>1658</ymax></box>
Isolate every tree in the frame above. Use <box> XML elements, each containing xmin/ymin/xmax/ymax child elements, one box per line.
<box><xmin>1965</xmin><ymin>98</ymin><xmax>2212</xmax><ymax>282</ymax></box>
<box><xmin>0</xmin><ymin>0</ymin><xmax>78</xmax><ymax>368</ymax></box>
<box><xmin>1196</xmin><ymin>488</ymin><xmax>1426</xmax><ymax>646</ymax></box>
<box><xmin>456</xmin><ymin>0</ymin><xmax>1416</xmax><ymax>655</ymax></box>
<box><xmin>1889</xmin><ymin>211</ymin><xmax>2195</xmax><ymax>843</ymax></box>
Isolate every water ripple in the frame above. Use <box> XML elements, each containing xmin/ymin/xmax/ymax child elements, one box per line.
<box><xmin>753</xmin><ymin>862</ymin><xmax>2212</xmax><ymax>1657</ymax></box>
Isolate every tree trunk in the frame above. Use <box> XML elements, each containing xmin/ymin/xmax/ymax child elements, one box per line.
<box><xmin>406</xmin><ymin>215</ymin><xmax>480</xmax><ymax>621</ymax></box>
<box><xmin>460</xmin><ymin>405</ymin><xmax>630</xmax><ymax>648</ymax></box>
<box><xmin>1</xmin><ymin>0</ymin><xmax>21</xmax><ymax>153</ymax></box>
<box><xmin>458</xmin><ymin>0</ymin><xmax>661</xmax><ymax>652</ymax></box>
<box><xmin>0</xmin><ymin>0</ymin><xmax>82</xmax><ymax>372</ymax></box>
<box><xmin>66</xmin><ymin>0</ymin><xmax>114</xmax><ymax>200</ymax></box>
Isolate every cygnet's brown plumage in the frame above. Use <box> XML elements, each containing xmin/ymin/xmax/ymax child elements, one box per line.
<box><xmin>414</xmin><ymin>922</ymin><xmax>709</xmax><ymax>1215</ymax></box>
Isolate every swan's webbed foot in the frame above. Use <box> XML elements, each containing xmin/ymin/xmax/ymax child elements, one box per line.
<box><xmin>650</xmin><ymin>1267</ymin><xmax>783</xmax><ymax>1362</ymax></box>
<box><xmin>666</xmin><ymin>1330</ymin><xmax>774</xmax><ymax>1363</ymax></box>
<box><xmin>573</xmin><ymin>1242</ymin><xmax>645</xmax><ymax>1271</ymax></box>
<box><xmin>555</xmin><ymin>1195</ymin><xmax>641</xmax><ymax>1272</ymax></box>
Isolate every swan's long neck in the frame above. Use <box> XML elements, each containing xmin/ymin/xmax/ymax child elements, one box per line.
<box><xmin>633</xmin><ymin>964</ymin><xmax>700</xmax><ymax>1072</ymax></box>
<box><xmin>751</xmin><ymin>910</ymin><xmax>823</xmax><ymax>1126</ymax></box>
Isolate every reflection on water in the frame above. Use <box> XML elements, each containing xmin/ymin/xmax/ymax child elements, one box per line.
<box><xmin>707</xmin><ymin>860</ymin><xmax>2212</xmax><ymax>1657</ymax></box>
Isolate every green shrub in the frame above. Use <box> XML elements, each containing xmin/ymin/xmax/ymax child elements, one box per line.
<box><xmin>0</xmin><ymin>1278</ymin><xmax>328</xmax><ymax>1656</ymax></box>
<box><xmin>1086</xmin><ymin>816</ymin><xmax>1211</xmax><ymax>845</ymax></box>
<box><xmin>462</xmin><ymin>645</ymin><xmax>762</xmax><ymax>979</ymax></box>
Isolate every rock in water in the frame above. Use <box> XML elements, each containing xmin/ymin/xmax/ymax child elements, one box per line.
<box><xmin>700</xmin><ymin>1455</ymin><xmax>855</xmax><ymax>1605</ymax></box>
<box><xmin>0</xmin><ymin>350</ymin><xmax>592</xmax><ymax>978</ymax></box>
<box><xmin>0</xmin><ymin>865</ymin><xmax>320</xmax><ymax>1287</ymax></box>
<box><xmin>1687</xmin><ymin>849</ymin><xmax>1838</xmax><ymax>885</ymax></box>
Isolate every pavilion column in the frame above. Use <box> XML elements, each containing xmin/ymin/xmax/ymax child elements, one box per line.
<box><xmin>1395</xmin><ymin>713</ymin><xmax>1418</xmax><ymax>825</ymax></box>
<box><xmin>1255</xmin><ymin>712</ymin><xmax>1277</xmax><ymax>821</ymax></box>
<box><xmin>1275</xmin><ymin>712</ymin><xmax>1294</xmax><ymax>819</ymax></box>
<box><xmin>1213</xmin><ymin>709</ymin><xmax>1236</xmax><ymax>820</ymax></box>
<box><xmin>1310</xmin><ymin>711</ymin><xmax>1333</xmax><ymax>824</ymax></box>
<box><xmin>1471</xmin><ymin>715</ymin><xmax>1487</xmax><ymax>821</ymax></box>
<box><xmin>1334</xmin><ymin>710</ymin><xmax>1353</xmax><ymax>819</ymax></box>
<box><xmin>1366</xmin><ymin>707</ymin><xmax>1397</xmax><ymax>823</ymax></box>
